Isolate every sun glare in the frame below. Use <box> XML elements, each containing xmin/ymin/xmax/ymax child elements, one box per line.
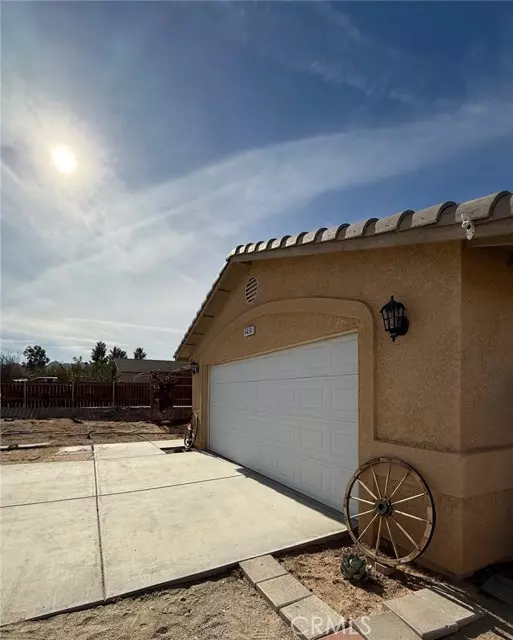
<box><xmin>51</xmin><ymin>145</ymin><xmax>78</xmax><ymax>175</ymax></box>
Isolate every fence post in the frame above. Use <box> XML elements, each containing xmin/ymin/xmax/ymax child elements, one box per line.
<box><xmin>112</xmin><ymin>381</ymin><xmax>116</xmax><ymax>407</ymax></box>
<box><xmin>23</xmin><ymin>380</ymin><xmax>27</xmax><ymax>408</ymax></box>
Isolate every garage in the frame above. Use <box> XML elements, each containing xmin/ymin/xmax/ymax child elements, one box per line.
<box><xmin>176</xmin><ymin>190</ymin><xmax>513</xmax><ymax>576</ymax></box>
<box><xmin>209</xmin><ymin>333</ymin><xmax>358</xmax><ymax>511</ymax></box>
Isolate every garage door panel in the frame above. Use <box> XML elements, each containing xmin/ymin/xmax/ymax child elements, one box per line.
<box><xmin>211</xmin><ymin>405</ymin><xmax>357</xmax><ymax>469</ymax></box>
<box><xmin>209</xmin><ymin>334</ymin><xmax>358</xmax><ymax>511</ymax></box>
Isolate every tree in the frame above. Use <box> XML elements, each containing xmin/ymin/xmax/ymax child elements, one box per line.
<box><xmin>23</xmin><ymin>345</ymin><xmax>50</xmax><ymax>372</ymax></box>
<box><xmin>46</xmin><ymin>362</ymin><xmax>71</xmax><ymax>382</ymax></box>
<box><xmin>133</xmin><ymin>347</ymin><xmax>147</xmax><ymax>360</ymax></box>
<box><xmin>70</xmin><ymin>356</ymin><xmax>90</xmax><ymax>382</ymax></box>
<box><xmin>90</xmin><ymin>341</ymin><xmax>108</xmax><ymax>364</ymax></box>
<box><xmin>0</xmin><ymin>351</ymin><xmax>26</xmax><ymax>381</ymax></box>
<box><xmin>109</xmin><ymin>346</ymin><xmax>127</xmax><ymax>361</ymax></box>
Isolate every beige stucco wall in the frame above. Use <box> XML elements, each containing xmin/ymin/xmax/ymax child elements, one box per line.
<box><xmin>188</xmin><ymin>241</ymin><xmax>513</xmax><ymax>576</ymax></box>
<box><xmin>461</xmin><ymin>247</ymin><xmax>513</xmax><ymax>450</ymax></box>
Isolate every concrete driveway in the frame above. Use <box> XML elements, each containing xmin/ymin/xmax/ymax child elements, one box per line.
<box><xmin>0</xmin><ymin>442</ymin><xmax>346</xmax><ymax>625</ymax></box>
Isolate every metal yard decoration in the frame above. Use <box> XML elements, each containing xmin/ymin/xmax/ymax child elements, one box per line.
<box><xmin>343</xmin><ymin>457</ymin><xmax>435</xmax><ymax>566</ymax></box>
<box><xmin>184</xmin><ymin>410</ymin><xmax>199</xmax><ymax>451</ymax></box>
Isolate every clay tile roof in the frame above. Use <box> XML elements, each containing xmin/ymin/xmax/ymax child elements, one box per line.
<box><xmin>175</xmin><ymin>190</ymin><xmax>512</xmax><ymax>359</ymax></box>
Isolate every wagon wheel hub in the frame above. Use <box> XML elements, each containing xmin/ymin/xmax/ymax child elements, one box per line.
<box><xmin>375</xmin><ymin>498</ymin><xmax>392</xmax><ymax>517</ymax></box>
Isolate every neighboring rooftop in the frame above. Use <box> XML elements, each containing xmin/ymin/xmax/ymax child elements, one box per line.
<box><xmin>175</xmin><ymin>190</ymin><xmax>513</xmax><ymax>359</ymax></box>
<box><xmin>114</xmin><ymin>359</ymin><xmax>188</xmax><ymax>374</ymax></box>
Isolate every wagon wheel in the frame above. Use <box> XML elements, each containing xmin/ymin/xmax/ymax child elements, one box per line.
<box><xmin>183</xmin><ymin>411</ymin><xmax>199</xmax><ymax>451</ymax></box>
<box><xmin>343</xmin><ymin>457</ymin><xmax>435</xmax><ymax>566</ymax></box>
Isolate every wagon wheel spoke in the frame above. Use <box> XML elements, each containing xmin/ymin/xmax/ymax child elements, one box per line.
<box><xmin>349</xmin><ymin>496</ymin><xmax>374</xmax><ymax>506</ymax></box>
<box><xmin>388</xmin><ymin>470</ymin><xmax>410</xmax><ymax>500</ymax></box>
<box><xmin>392</xmin><ymin>492</ymin><xmax>427</xmax><ymax>506</ymax></box>
<box><xmin>371</xmin><ymin>465</ymin><xmax>382</xmax><ymax>498</ymax></box>
<box><xmin>348</xmin><ymin>507</ymin><xmax>375</xmax><ymax>519</ymax></box>
<box><xmin>391</xmin><ymin>515</ymin><xmax>419</xmax><ymax>548</ymax></box>
<box><xmin>383</xmin><ymin>463</ymin><xmax>391</xmax><ymax>498</ymax></box>
<box><xmin>394</xmin><ymin>509</ymin><xmax>430</xmax><ymax>524</ymax></box>
<box><xmin>386</xmin><ymin>518</ymin><xmax>399</xmax><ymax>559</ymax></box>
<box><xmin>375</xmin><ymin>515</ymin><xmax>383</xmax><ymax>556</ymax></box>
<box><xmin>357</xmin><ymin>478</ymin><xmax>378</xmax><ymax>501</ymax></box>
<box><xmin>357</xmin><ymin>512</ymin><xmax>379</xmax><ymax>541</ymax></box>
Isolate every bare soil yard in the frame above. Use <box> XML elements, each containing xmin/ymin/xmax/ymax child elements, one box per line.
<box><xmin>279</xmin><ymin>541</ymin><xmax>513</xmax><ymax>639</ymax></box>
<box><xmin>279</xmin><ymin>539</ymin><xmax>445</xmax><ymax>619</ymax></box>
<box><xmin>0</xmin><ymin>418</ymin><xmax>187</xmax><ymax>464</ymax></box>
<box><xmin>2</xmin><ymin>570</ymin><xmax>294</xmax><ymax>640</ymax></box>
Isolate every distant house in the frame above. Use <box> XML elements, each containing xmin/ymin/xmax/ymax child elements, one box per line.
<box><xmin>114</xmin><ymin>358</ymin><xmax>188</xmax><ymax>383</ymax></box>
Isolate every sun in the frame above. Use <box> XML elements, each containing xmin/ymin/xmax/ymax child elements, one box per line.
<box><xmin>51</xmin><ymin>145</ymin><xmax>78</xmax><ymax>175</ymax></box>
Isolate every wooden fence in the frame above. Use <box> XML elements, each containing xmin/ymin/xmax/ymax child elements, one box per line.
<box><xmin>0</xmin><ymin>378</ymin><xmax>192</xmax><ymax>411</ymax></box>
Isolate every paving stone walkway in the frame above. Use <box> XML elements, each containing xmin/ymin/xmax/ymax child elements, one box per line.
<box><xmin>240</xmin><ymin>554</ymin><xmax>485</xmax><ymax>640</ymax></box>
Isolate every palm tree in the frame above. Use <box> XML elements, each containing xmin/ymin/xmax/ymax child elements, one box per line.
<box><xmin>133</xmin><ymin>347</ymin><xmax>147</xmax><ymax>360</ymax></box>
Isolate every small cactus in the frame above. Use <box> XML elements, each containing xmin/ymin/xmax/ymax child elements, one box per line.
<box><xmin>341</xmin><ymin>553</ymin><xmax>368</xmax><ymax>581</ymax></box>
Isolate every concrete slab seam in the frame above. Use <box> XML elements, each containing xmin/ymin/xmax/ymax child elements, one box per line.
<box><xmin>92</xmin><ymin>444</ymin><xmax>107</xmax><ymax>601</ymax></box>
<box><xmin>98</xmin><ymin>472</ymin><xmax>244</xmax><ymax>498</ymax></box>
<box><xmin>0</xmin><ymin>493</ymin><xmax>98</xmax><ymax>510</ymax></box>
<box><xmin>139</xmin><ymin>431</ymin><xmax>174</xmax><ymax>453</ymax></box>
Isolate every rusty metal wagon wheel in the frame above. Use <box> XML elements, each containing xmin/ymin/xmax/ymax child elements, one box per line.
<box><xmin>343</xmin><ymin>457</ymin><xmax>435</xmax><ymax>566</ymax></box>
<box><xmin>183</xmin><ymin>411</ymin><xmax>199</xmax><ymax>451</ymax></box>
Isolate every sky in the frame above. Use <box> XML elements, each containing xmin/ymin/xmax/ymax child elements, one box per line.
<box><xmin>2</xmin><ymin>2</ymin><xmax>513</xmax><ymax>363</ymax></box>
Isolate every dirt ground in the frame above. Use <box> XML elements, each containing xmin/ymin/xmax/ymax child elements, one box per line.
<box><xmin>1</xmin><ymin>570</ymin><xmax>294</xmax><ymax>640</ymax></box>
<box><xmin>0</xmin><ymin>418</ymin><xmax>187</xmax><ymax>464</ymax></box>
<box><xmin>280</xmin><ymin>540</ymin><xmax>430</xmax><ymax>619</ymax></box>
<box><xmin>279</xmin><ymin>541</ymin><xmax>513</xmax><ymax>638</ymax></box>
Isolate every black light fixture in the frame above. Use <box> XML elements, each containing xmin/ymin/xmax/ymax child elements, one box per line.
<box><xmin>380</xmin><ymin>296</ymin><xmax>409</xmax><ymax>342</ymax></box>
<box><xmin>190</xmin><ymin>361</ymin><xmax>200</xmax><ymax>375</ymax></box>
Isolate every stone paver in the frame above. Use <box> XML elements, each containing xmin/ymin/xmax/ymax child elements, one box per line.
<box><xmin>240</xmin><ymin>554</ymin><xmax>288</xmax><ymax>585</ymax></box>
<box><xmin>256</xmin><ymin>572</ymin><xmax>311</xmax><ymax>611</ymax></box>
<box><xmin>280</xmin><ymin>595</ymin><xmax>346</xmax><ymax>640</ymax></box>
<box><xmin>323</xmin><ymin>630</ymin><xmax>365</xmax><ymax>639</ymax></box>
<box><xmin>354</xmin><ymin>611</ymin><xmax>420</xmax><ymax>640</ymax></box>
<box><xmin>416</xmin><ymin>588</ymin><xmax>483</xmax><ymax>628</ymax></box>
<box><xmin>385</xmin><ymin>593</ymin><xmax>458</xmax><ymax>639</ymax></box>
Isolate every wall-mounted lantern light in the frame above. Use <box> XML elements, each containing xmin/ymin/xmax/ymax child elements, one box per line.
<box><xmin>190</xmin><ymin>361</ymin><xmax>200</xmax><ymax>375</ymax></box>
<box><xmin>380</xmin><ymin>296</ymin><xmax>409</xmax><ymax>342</ymax></box>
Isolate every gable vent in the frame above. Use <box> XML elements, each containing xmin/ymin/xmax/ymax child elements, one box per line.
<box><xmin>245</xmin><ymin>276</ymin><xmax>258</xmax><ymax>304</ymax></box>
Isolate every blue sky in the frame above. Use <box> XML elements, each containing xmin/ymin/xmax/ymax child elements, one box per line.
<box><xmin>2</xmin><ymin>2</ymin><xmax>512</xmax><ymax>362</ymax></box>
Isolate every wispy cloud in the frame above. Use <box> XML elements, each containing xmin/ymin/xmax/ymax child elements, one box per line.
<box><xmin>3</xmin><ymin>88</ymin><xmax>513</xmax><ymax>360</ymax></box>
<box><xmin>216</xmin><ymin>2</ymin><xmax>424</xmax><ymax>104</ymax></box>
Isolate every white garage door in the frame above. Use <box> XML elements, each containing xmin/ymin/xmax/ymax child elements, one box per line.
<box><xmin>209</xmin><ymin>333</ymin><xmax>358</xmax><ymax>511</ymax></box>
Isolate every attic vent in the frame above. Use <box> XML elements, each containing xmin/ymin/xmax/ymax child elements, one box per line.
<box><xmin>245</xmin><ymin>276</ymin><xmax>258</xmax><ymax>304</ymax></box>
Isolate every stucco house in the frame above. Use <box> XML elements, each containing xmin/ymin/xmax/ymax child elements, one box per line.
<box><xmin>175</xmin><ymin>190</ymin><xmax>513</xmax><ymax>577</ymax></box>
